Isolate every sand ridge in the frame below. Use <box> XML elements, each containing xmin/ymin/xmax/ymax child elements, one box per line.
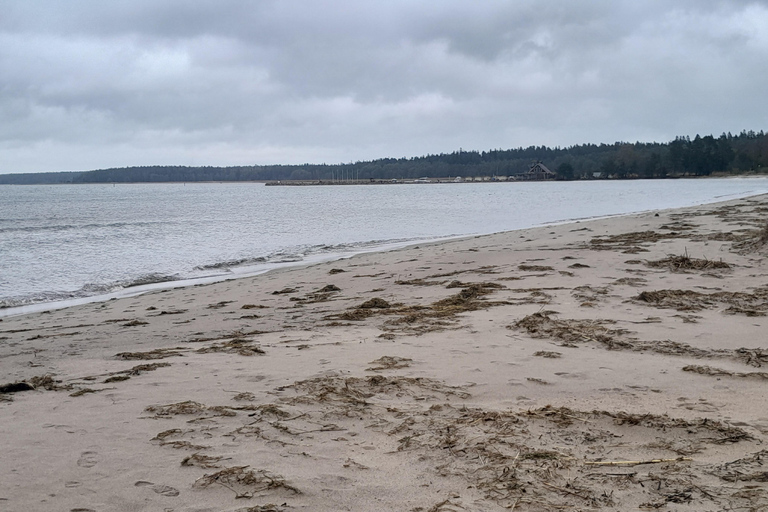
<box><xmin>1</xmin><ymin>195</ymin><xmax>768</xmax><ymax>511</ymax></box>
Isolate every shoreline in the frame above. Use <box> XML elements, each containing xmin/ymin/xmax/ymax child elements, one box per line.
<box><xmin>3</xmin><ymin>187</ymin><xmax>767</xmax><ymax>319</ymax></box>
<box><xmin>1</xmin><ymin>194</ymin><xmax>768</xmax><ymax>510</ymax></box>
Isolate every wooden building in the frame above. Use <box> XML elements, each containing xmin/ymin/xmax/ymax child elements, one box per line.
<box><xmin>522</xmin><ymin>162</ymin><xmax>556</xmax><ymax>180</ymax></box>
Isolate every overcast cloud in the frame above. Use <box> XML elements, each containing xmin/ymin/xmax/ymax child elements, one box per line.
<box><xmin>2</xmin><ymin>0</ymin><xmax>767</xmax><ymax>173</ymax></box>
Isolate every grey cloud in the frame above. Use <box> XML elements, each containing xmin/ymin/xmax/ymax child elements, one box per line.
<box><xmin>1</xmin><ymin>1</ymin><xmax>767</xmax><ymax>172</ymax></box>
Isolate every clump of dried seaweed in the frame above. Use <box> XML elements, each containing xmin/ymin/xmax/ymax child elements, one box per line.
<box><xmin>683</xmin><ymin>365</ymin><xmax>768</xmax><ymax>380</ymax></box>
<box><xmin>511</xmin><ymin>312</ymin><xmax>628</xmax><ymax>349</ymax></box>
<box><xmin>194</xmin><ymin>466</ymin><xmax>300</xmax><ymax>498</ymax></box>
<box><xmin>589</xmin><ymin>230</ymin><xmax>686</xmax><ymax>252</ymax></box>
<box><xmin>359</xmin><ymin>298</ymin><xmax>392</xmax><ymax>309</ymax></box>
<box><xmin>197</xmin><ymin>337</ymin><xmax>266</xmax><ymax>356</ymax></box>
<box><xmin>292</xmin><ymin>284</ymin><xmax>342</xmax><ymax>304</ymax></box>
<box><xmin>145</xmin><ymin>400</ymin><xmax>236</xmax><ymax>418</ymax></box>
<box><xmin>367</xmin><ymin>355</ymin><xmax>413</xmax><ymax>371</ymax></box>
<box><xmin>122</xmin><ymin>319</ymin><xmax>149</xmax><ymax>327</ymax></box>
<box><xmin>645</xmin><ymin>251</ymin><xmax>731</xmax><ymax>272</ymax></box>
<box><xmin>733</xmin><ymin>221</ymin><xmax>768</xmax><ymax>253</ymax></box>
<box><xmin>285</xmin><ymin>374</ymin><xmax>469</xmax><ymax>410</ymax></box>
<box><xmin>634</xmin><ymin>287</ymin><xmax>768</xmax><ymax>315</ymax></box>
<box><xmin>181</xmin><ymin>453</ymin><xmax>224</xmax><ymax>468</ymax></box>
<box><xmin>127</xmin><ymin>362</ymin><xmax>172</xmax><ymax>375</ymax></box>
<box><xmin>518</xmin><ymin>264</ymin><xmax>554</xmax><ymax>272</ymax></box>
<box><xmin>395</xmin><ymin>278</ymin><xmax>444</xmax><ymax>286</ymax></box>
<box><xmin>115</xmin><ymin>347</ymin><xmax>186</xmax><ymax>360</ymax></box>
<box><xmin>709</xmin><ymin>450</ymin><xmax>768</xmax><ymax>482</ymax></box>
<box><xmin>511</xmin><ymin>312</ymin><xmax>738</xmax><ymax>360</ymax></box>
<box><xmin>533</xmin><ymin>351</ymin><xmax>562</xmax><ymax>358</ymax></box>
<box><xmin>27</xmin><ymin>374</ymin><xmax>71</xmax><ymax>391</ymax></box>
<box><xmin>330</xmin><ymin>283</ymin><xmax>504</xmax><ymax>333</ymax></box>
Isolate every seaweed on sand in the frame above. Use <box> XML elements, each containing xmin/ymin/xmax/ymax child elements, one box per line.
<box><xmin>115</xmin><ymin>347</ymin><xmax>186</xmax><ymax>360</ymax></box>
<box><xmin>511</xmin><ymin>312</ymin><xmax>629</xmax><ymax>349</ymax></box>
<box><xmin>367</xmin><ymin>355</ymin><xmax>413</xmax><ymax>371</ymax></box>
<box><xmin>145</xmin><ymin>400</ymin><xmax>236</xmax><ymax>418</ymax></box>
<box><xmin>682</xmin><ymin>365</ymin><xmax>768</xmax><ymax>380</ymax></box>
<box><xmin>510</xmin><ymin>312</ymin><xmax>742</xmax><ymax>360</ymax></box>
<box><xmin>733</xmin><ymin>221</ymin><xmax>768</xmax><ymax>252</ymax></box>
<box><xmin>589</xmin><ymin>230</ymin><xmax>686</xmax><ymax>250</ymax></box>
<box><xmin>329</xmin><ymin>283</ymin><xmax>505</xmax><ymax>333</ymax></box>
<box><xmin>645</xmin><ymin>251</ymin><xmax>731</xmax><ymax>272</ymax></box>
<box><xmin>634</xmin><ymin>288</ymin><xmax>768</xmax><ymax>314</ymax></box>
<box><xmin>194</xmin><ymin>466</ymin><xmax>300</xmax><ymax>498</ymax></box>
<box><xmin>181</xmin><ymin>453</ymin><xmax>223</xmax><ymax>468</ymax></box>
<box><xmin>197</xmin><ymin>337</ymin><xmax>266</xmax><ymax>356</ymax></box>
<box><xmin>27</xmin><ymin>374</ymin><xmax>71</xmax><ymax>391</ymax></box>
<box><xmin>709</xmin><ymin>450</ymin><xmax>768</xmax><ymax>482</ymax></box>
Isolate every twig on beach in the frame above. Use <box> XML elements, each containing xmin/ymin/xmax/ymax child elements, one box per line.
<box><xmin>584</xmin><ymin>457</ymin><xmax>692</xmax><ymax>466</ymax></box>
<box><xmin>541</xmin><ymin>482</ymin><xmax>591</xmax><ymax>500</ymax></box>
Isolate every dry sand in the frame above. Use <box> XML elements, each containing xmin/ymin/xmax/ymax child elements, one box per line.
<box><xmin>2</xmin><ymin>194</ymin><xmax>768</xmax><ymax>512</ymax></box>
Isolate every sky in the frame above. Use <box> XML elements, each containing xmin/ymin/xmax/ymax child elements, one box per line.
<box><xmin>2</xmin><ymin>1</ymin><xmax>767</xmax><ymax>173</ymax></box>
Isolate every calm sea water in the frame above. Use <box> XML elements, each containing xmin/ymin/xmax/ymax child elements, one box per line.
<box><xmin>2</xmin><ymin>177</ymin><xmax>768</xmax><ymax>315</ymax></box>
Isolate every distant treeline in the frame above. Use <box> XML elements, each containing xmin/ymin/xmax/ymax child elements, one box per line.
<box><xmin>2</xmin><ymin>130</ymin><xmax>767</xmax><ymax>184</ymax></box>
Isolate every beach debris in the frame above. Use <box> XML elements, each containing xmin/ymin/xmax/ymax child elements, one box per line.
<box><xmin>588</xmin><ymin>230</ymin><xmax>686</xmax><ymax>252</ymax></box>
<box><xmin>235</xmin><ymin>505</ymin><xmax>289</xmax><ymax>512</ymax></box>
<box><xmin>289</xmin><ymin>284</ymin><xmax>342</xmax><ymax>304</ymax></box>
<box><xmin>242</xmin><ymin>304</ymin><xmax>268</xmax><ymax>309</ymax></box>
<box><xmin>103</xmin><ymin>375</ymin><xmax>131</xmax><ymax>383</ymax></box>
<box><xmin>145</xmin><ymin>400</ymin><xmax>237</xmax><ymax>419</ymax></box>
<box><xmin>612</xmin><ymin>277</ymin><xmax>647</xmax><ymax>286</ymax></box>
<box><xmin>69</xmin><ymin>388</ymin><xmax>101</xmax><ymax>397</ymax></box>
<box><xmin>127</xmin><ymin>362</ymin><xmax>172</xmax><ymax>374</ymax></box>
<box><xmin>395</xmin><ymin>278</ymin><xmax>444</xmax><ymax>286</ymax></box>
<box><xmin>518</xmin><ymin>264</ymin><xmax>554</xmax><ymax>272</ymax></box>
<box><xmin>328</xmin><ymin>268</ymin><xmax>346</xmax><ymax>274</ymax></box>
<box><xmin>709</xmin><ymin>449</ymin><xmax>768</xmax><ymax>482</ymax></box>
<box><xmin>272</xmin><ymin>288</ymin><xmax>298</xmax><ymax>295</ymax></box>
<box><xmin>208</xmin><ymin>301</ymin><xmax>234</xmax><ymax>309</ymax></box>
<box><xmin>633</xmin><ymin>287</ymin><xmax>768</xmax><ymax>314</ymax></box>
<box><xmin>584</xmin><ymin>457</ymin><xmax>692</xmax><ymax>466</ymax></box>
<box><xmin>682</xmin><ymin>365</ymin><xmax>768</xmax><ymax>380</ymax></box>
<box><xmin>359</xmin><ymin>298</ymin><xmax>392</xmax><ymax>309</ymax></box>
<box><xmin>196</xmin><ymin>337</ymin><xmax>266</xmax><ymax>356</ymax></box>
<box><xmin>115</xmin><ymin>347</ymin><xmax>186</xmax><ymax>360</ymax></box>
<box><xmin>0</xmin><ymin>381</ymin><xmax>34</xmax><ymax>393</ymax></box>
<box><xmin>367</xmin><ymin>356</ymin><xmax>413</xmax><ymax>371</ymax></box>
<box><xmin>645</xmin><ymin>251</ymin><xmax>731</xmax><ymax>272</ymax></box>
<box><xmin>151</xmin><ymin>308</ymin><xmax>188</xmax><ymax>316</ymax></box>
<box><xmin>194</xmin><ymin>466</ymin><xmax>300</xmax><ymax>498</ymax></box>
<box><xmin>733</xmin><ymin>221</ymin><xmax>768</xmax><ymax>252</ymax></box>
<box><xmin>27</xmin><ymin>374</ymin><xmax>71</xmax><ymax>391</ymax></box>
<box><xmin>121</xmin><ymin>319</ymin><xmax>149</xmax><ymax>327</ymax></box>
<box><xmin>509</xmin><ymin>312</ymin><xmax>761</xmax><ymax>362</ymax></box>
<box><xmin>533</xmin><ymin>351</ymin><xmax>562</xmax><ymax>358</ymax></box>
<box><xmin>181</xmin><ymin>453</ymin><xmax>224</xmax><ymax>468</ymax></box>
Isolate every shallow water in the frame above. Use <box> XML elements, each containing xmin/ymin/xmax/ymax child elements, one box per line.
<box><xmin>2</xmin><ymin>177</ymin><xmax>767</xmax><ymax>312</ymax></box>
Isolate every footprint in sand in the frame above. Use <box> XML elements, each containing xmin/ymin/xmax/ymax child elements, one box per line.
<box><xmin>76</xmin><ymin>451</ymin><xmax>99</xmax><ymax>468</ymax></box>
<box><xmin>134</xmin><ymin>480</ymin><xmax>180</xmax><ymax>497</ymax></box>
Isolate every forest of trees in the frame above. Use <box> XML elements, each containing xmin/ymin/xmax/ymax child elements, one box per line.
<box><xmin>1</xmin><ymin>130</ymin><xmax>766</xmax><ymax>185</ymax></box>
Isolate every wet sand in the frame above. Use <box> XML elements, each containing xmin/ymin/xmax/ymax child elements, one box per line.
<box><xmin>1</xmin><ymin>194</ymin><xmax>768</xmax><ymax>511</ymax></box>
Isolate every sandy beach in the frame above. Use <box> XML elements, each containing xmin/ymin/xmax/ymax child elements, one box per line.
<box><xmin>2</xmin><ymin>194</ymin><xmax>768</xmax><ymax>511</ymax></box>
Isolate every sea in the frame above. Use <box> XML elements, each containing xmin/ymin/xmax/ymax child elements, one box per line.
<box><xmin>2</xmin><ymin>177</ymin><xmax>768</xmax><ymax>317</ymax></box>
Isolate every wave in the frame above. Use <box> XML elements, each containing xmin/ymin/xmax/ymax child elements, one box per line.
<box><xmin>0</xmin><ymin>220</ymin><xmax>170</xmax><ymax>234</ymax></box>
<box><xmin>0</xmin><ymin>273</ymin><xmax>181</xmax><ymax>309</ymax></box>
<box><xmin>0</xmin><ymin>235</ymin><xmax>456</xmax><ymax>311</ymax></box>
<box><xmin>193</xmin><ymin>236</ymin><xmax>443</xmax><ymax>271</ymax></box>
